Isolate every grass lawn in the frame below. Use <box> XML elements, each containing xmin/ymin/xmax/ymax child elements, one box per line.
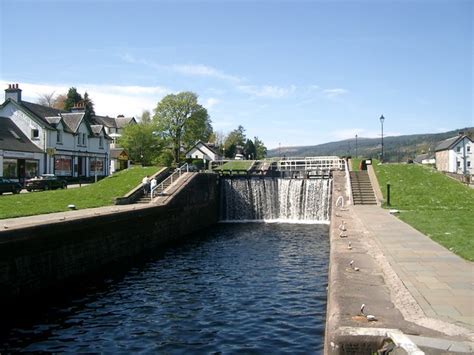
<box><xmin>214</xmin><ymin>160</ymin><xmax>255</xmax><ymax>171</ymax></box>
<box><xmin>0</xmin><ymin>166</ymin><xmax>160</xmax><ymax>219</ymax></box>
<box><xmin>374</xmin><ymin>163</ymin><xmax>474</xmax><ymax>261</ymax></box>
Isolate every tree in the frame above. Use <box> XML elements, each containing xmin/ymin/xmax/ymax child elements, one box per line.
<box><xmin>37</xmin><ymin>92</ymin><xmax>57</xmax><ymax>107</ymax></box>
<box><xmin>254</xmin><ymin>136</ymin><xmax>267</xmax><ymax>159</ymax></box>
<box><xmin>140</xmin><ymin>110</ymin><xmax>151</xmax><ymax>124</ymax></box>
<box><xmin>224</xmin><ymin>125</ymin><xmax>246</xmax><ymax>158</ymax></box>
<box><xmin>244</xmin><ymin>139</ymin><xmax>256</xmax><ymax>160</ymax></box>
<box><xmin>118</xmin><ymin>123</ymin><xmax>163</xmax><ymax>166</ymax></box>
<box><xmin>153</xmin><ymin>92</ymin><xmax>212</xmax><ymax>165</ymax></box>
<box><xmin>82</xmin><ymin>91</ymin><xmax>95</xmax><ymax>118</ymax></box>
<box><xmin>53</xmin><ymin>94</ymin><xmax>67</xmax><ymax>110</ymax></box>
<box><xmin>63</xmin><ymin>87</ymin><xmax>83</xmax><ymax>111</ymax></box>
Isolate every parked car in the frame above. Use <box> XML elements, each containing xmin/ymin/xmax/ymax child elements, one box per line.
<box><xmin>0</xmin><ymin>178</ymin><xmax>22</xmax><ymax>195</ymax></box>
<box><xmin>26</xmin><ymin>174</ymin><xmax>67</xmax><ymax>191</ymax></box>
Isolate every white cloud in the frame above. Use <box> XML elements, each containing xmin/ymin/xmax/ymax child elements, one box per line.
<box><xmin>323</xmin><ymin>88</ymin><xmax>349</xmax><ymax>98</ymax></box>
<box><xmin>121</xmin><ymin>54</ymin><xmax>241</xmax><ymax>83</ymax></box>
<box><xmin>204</xmin><ymin>97</ymin><xmax>220</xmax><ymax>110</ymax></box>
<box><xmin>238</xmin><ymin>84</ymin><xmax>296</xmax><ymax>98</ymax></box>
<box><xmin>0</xmin><ymin>80</ymin><xmax>171</xmax><ymax>117</ymax></box>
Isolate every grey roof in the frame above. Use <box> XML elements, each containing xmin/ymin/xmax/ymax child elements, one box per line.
<box><xmin>435</xmin><ymin>135</ymin><xmax>471</xmax><ymax>152</ymax></box>
<box><xmin>115</xmin><ymin>116</ymin><xmax>136</xmax><ymax>128</ymax></box>
<box><xmin>44</xmin><ymin>116</ymin><xmax>61</xmax><ymax>126</ymax></box>
<box><xmin>0</xmin><ymin>116</ymin><xmax>43</xmax><ymax>153</ymax></box>
<box><xmin>186</xmin><ymin>140</ymin><xmax>221</xmax><ymax>157</ymax></box>
<box><xmin>414</xmin><ymin>153</ymin><xmax>435</xmax><ymax>163</ymax></box>
<box><xmin>21</xmin><ymin>101</ymin><xmax>66</xmax><ymax>126</ymax></box>
<box><xmin>93</xmin><ymin>115</ymin><xmax>117</xmax><ymax>128</ymax></box>
<box><xmin>60</xmin><ymin>112</ymin><xmax>85</xmax><ymax>133</ymax></box>
<box><xmin>110</xmin><ymin>147</ymin><xmax>128</xmax><ymax>159</ymax></box>
<box><xmin>90</xmin><ymin>125</ymin><xmax>104</xmax><ymax>135</ymax></box>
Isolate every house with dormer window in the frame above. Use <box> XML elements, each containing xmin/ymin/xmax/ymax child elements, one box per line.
<box><xmin>435</xmin><ymin>133</ymin><xmax>473</xmax><ymax>176</ymax></box>
<box><xmin>0</xmin><ymin>83</ymin><xmax>111</xmax><ymax>181</ymax></box>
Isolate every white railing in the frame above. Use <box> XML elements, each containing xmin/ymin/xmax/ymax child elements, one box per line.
<box><xmin>150</xmin><ymin>163</ymin><xmax>189</xmax><ymax>199</ymax></box>
<box><xmin>276</xmin><ymin>156</ymin><xmax>345</xmax><ymax>172</ymax></box>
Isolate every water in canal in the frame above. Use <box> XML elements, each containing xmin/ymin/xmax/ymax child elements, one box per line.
<box><xmin>0</xmin><ymin>223</ymin><xmax>329</xmax><ymax>353</ymax></box>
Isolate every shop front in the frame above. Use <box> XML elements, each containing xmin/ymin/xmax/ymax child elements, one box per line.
<box><xmin>1</xmin><ymin>150</ymin><xmax>43</xmax><ymax>184</ymax></box>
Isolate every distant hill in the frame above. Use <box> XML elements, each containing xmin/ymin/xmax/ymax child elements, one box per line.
<box><xmin>267</xmin><ymin>127</ymin><xmax>474</xmax><ymax>162</ymax></box>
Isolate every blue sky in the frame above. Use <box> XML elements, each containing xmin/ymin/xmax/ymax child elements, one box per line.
<box><xmin>0</xmin><ymin>0</ymin><xmax>472</xmax><ymax>149</ymax></box>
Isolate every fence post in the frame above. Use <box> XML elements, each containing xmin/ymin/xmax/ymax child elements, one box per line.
<box><xmin>387</xmin><ymin>183</ymin><xmax>391</xmax><ymax>206</ymax></box>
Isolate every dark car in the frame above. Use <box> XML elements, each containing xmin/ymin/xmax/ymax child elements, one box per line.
<box><xmin>0</xmin><ymin>178</ymin><xmax>22</xmax><ymax>195</ymax></box>
<box><xmin>26</xmin><ymin>174</ymin><xmax>67</xmax><ymax>191</ymax></box>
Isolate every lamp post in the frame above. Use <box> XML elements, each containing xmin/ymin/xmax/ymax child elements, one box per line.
<box><xmin>379</xmin><ymin>115</ymin><xmax>385</xmax><ymax>162</ymax></box>
<box><xmin>355</xmin><ymin>134</ymin><xmax>358</xmax><ymax>159</ymax></box>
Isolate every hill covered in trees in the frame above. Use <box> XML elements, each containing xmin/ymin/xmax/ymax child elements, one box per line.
<box><xmin>267</xmin><ymin>127</ymin><xmax>474</xmax><ymax>162</ymax></box>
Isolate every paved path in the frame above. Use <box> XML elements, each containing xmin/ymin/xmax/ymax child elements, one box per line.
<box><xmin>354</xmin><ymin>205</ymin><xmax>474</xmax><ymax>331</ymax></box>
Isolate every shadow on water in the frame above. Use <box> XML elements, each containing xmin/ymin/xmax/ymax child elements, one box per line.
<box><xmin>0</xmin><ymin>223</ymin><xmax>329</xmax><ymax>353</ymax></box>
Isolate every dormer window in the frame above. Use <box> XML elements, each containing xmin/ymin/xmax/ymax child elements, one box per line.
<box><xmin>77</xmin><ymin>135</ymin><xmax>81</xmax><ymax>145</ymax></box>
<box><xmin>82</xmin><ymin>133</ymin><xmax>86</xmax><ymax>145</ymax></box>
<box><xmin>99</xmin><ymin>136</ymin><xmax>104</xmax><ymax>148</ymax></box>
<box><xmin>56</xmin><ymin>130</ymin><xmax>62</xmax><ymax>144</ymax></box>
<box><xmin>31</xmin><ymin>129</ymin><xmax>39</xmax><ymax>139</ymax></box>
<box><xmin>457</xmin><ymin>146</ymin><xmax>461</xmax><ymax>153</ymax></box>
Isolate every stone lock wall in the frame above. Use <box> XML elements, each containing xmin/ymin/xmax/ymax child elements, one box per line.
<box><xmin>0</xmin><ymin>173</ymin><xmax>219</xmax><ymax>302</ymax></box>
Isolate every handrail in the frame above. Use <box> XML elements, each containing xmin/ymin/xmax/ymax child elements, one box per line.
<box><xmin>150</xmin><ymin>163</ymin><xmax>189</xmax><ymax>199</ymax></box>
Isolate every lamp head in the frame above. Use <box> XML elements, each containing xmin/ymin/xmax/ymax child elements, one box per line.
<box><xmin>379</xmin><ymin>115</ymin><xmax>385</xmax><ymax>123</ymax></box>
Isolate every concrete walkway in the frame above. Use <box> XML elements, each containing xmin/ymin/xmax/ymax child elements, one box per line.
<box><xmin>354</xmin><ymin>205</ymin><xmax>474</xmax><ymax>333</ymax></box>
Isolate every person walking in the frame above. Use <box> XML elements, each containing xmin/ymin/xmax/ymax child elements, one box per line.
<box><xmin>142</xmin><ymin>175</ymin><xmax>150</xmax><ymax>194</ymax></box>
<box><xmin>150</xmin><ymin>177</ymin><xmax>157</xmax><ymax>197</ymax></box>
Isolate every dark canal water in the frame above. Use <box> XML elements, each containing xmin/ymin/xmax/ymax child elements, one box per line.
<box><xmin>1</xmin><ymin>223</ymin><xmax>329</xmax><ymax>353</ymax></box>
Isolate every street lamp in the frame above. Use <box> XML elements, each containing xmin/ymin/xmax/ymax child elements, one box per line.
<box><xmin>379</xmin><ymin>115</ymin><xmax>385</xmax><ymax>162</ymax></box>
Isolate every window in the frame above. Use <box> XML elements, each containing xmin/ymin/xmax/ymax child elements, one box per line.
<box><xmin>54</xmin><ymin>155</ymin><xmax>72</xmax><ymax>176</ymax></box>
<box><xmin>3</xmin><ymin>159</ymin><xmax>17</xmax><ymax>178</ymax></box>
<box><xmin>468</xmin><ymin>161</ymin><xmax>471</xmax><ymax>168</ymax></box>
<box><xmin>31</xmin><ymin>129</ymin><xmax>39</xmax><ymax>139</ymax></box>
<box><xmin>468</xmin><ymin>146</ymin><xmax>471</xmax><ymax>153</ymax></box>
<box><xmin>99</xmin><ymin>136</ymin><xmax>104</xmax><ymax>148</ymax></box>
<box><xmin>25</xmin><ymin>160</ymin><xmax>39</xmax><ymax>178</ymax></box>
<box><xmin>77</xmin><ymin>135</ymin><xmax>81</xmax><ymax>145</ymax></box>
<box><xmin>456</xmin><ymin>146</ymin><xmax>461</xmax><ymax>153</ymax></box>
<box><xmin>56</xmin><ymin>130</ymin><xmax>62</xmax><ymax>144</ymax></box>
<box><xmin>83</xmin><ymin>133</ymin><xmax>86</xmax><ymax>145</ymax></box>
<box><xmin>457</xmin><ymin>161</ymin><xmax>461</xmax><ymax>168</ymax></box>
<box><xmin>90</xmin><ymin>158</ymin><xmax>104</xmax><ymax>175</ymax></box>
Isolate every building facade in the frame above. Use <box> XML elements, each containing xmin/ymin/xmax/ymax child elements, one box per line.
<box><xmin>0</xmin><ymin>84</ymin><xmax>111</xmax><ymax>181</ymax></box>
<box><xmin>435</xmin><ymin>134</ymin><xmax>473</xmax><ymax>175</ymax></box>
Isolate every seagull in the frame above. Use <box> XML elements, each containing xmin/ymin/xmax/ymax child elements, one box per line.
<box><xmin>360</xmin><ymin>304</ymin><xmax>365</xmax><ymax>315</ymax></box>
<box><xmin>350</xmin><ymin>260</ymin><xmax>359</xmax><ymax>271</ymax></box>
<box><xmin>339</xmin><ymin>220</ymin><xmax>347</xmax><ymax>231</ymax></box>
<box><xmin>348</xmin><ymin>242</ymin><xmax>352</xmax><ymax>250</ymax></box>
<box><xmin>339</xmin><ymin>230</ymin><xmax>347</xmax><ymax>238</ymax></box>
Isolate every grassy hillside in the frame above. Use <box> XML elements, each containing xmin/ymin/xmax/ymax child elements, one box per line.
<box><xmin>374</xmin><ymin>164</ymin><xmax>474</xmax><ymax>261</ymax></box>
<box><xmin>268</xmin><ymin>127</ymin><xmax>474</xmax><ymax>162</ymax></box>
<box><xmin>0</xmin><ymin>166</ymin><xmax>160</xmax><ymax>219</ymax></box>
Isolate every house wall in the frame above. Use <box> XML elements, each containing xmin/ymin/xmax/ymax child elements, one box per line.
<box><xmin>436</xmin><ymin>150</ymin><xmax>449</xmax><ymax>172</ymax></box>
<box><xmin>451</xmin><ymin>137</ymin><xmax>473</xmax><ymax>174</ymax></box>
<box><xmin>0</xmin><ymin>103</ymin><xmax>47</xmax><ymax>150</ymax></box>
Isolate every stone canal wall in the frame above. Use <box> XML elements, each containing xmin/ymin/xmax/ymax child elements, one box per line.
<box><xmin>0</xmin><ymin>173</ymin><xmax>219</xmax><ymax>302</ymax></box>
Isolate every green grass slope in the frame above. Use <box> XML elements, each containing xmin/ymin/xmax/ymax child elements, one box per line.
<box><xmin>0</xmin><ymin>166</ymin><xmax>160</xmax><ymax>219</ymax></box>
<box><xmin>374</xmin><ymin>164</ymin><xmax>474</xmax><ymax>261</ymax></box>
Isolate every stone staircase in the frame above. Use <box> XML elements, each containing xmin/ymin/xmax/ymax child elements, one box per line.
<box><xmin>350</xmin><ymin>171</ymin><xmax>377</xmax><ymax>205</ymax></box>
<box><xmin>135</xmin><ymin>177</ymin><xmax>174</xmax><ymax>204</ymax></box>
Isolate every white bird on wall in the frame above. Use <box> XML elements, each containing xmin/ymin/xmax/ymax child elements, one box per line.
<box><xmin>338</xmin><ymin>220</ymin><xmax>347</xmax><ymax>231</ymax></box>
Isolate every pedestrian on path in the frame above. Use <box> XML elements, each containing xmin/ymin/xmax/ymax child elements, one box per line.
<box><xmin>142</xmin><ymin>175</ymin><xmax>150</xmax><ymax>194</ymax></box>
<box><xmin>150</xmin><ymin>177</ymin><xmax>157</xmax><ymax>196</ymax></box>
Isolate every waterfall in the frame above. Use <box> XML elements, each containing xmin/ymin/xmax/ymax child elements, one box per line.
<box><xmin>220</xmin><ymin>178</ymin><xmax>331</xmax><ymax>223</ymax></box>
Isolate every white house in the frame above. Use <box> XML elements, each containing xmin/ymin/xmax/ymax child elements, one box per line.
<box><xmin>435</xmin><ymin>133</ymin><xmax>473</xmax><ymax>175</ymax></box>
<box><xmin>185</xmin><ymin>141</ymin><xmax>222</xmax><ymax>163</ymax></box>
<box><xmin>0</xmin><ymin>84</ymin><xmax>111</xmax><ymax>181</ymax></box>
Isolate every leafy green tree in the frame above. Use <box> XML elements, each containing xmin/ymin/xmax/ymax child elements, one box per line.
<box><xmin>244</xmin><ymin>139</ymin><xmax>256</xmax><ymax>159</ymax></box>
<box><xmin>153</xmin><ymin>92</ymin><xmax>212</xmax><ymax>165</ymax></box>
<box><xmin>224</xmin><ymin>125</ymin><xmax>246</xmax><ymax>158</ymax></box>
<box><xmin>118</xmin><ymin>123</ymin><xmax>163</xmax><ymax>166</ymax></box>
<box><xmin>63</xmin><ymin>87</ymin><xmax>82</xmax><ymax>111</ymax></box>
<box><xmin>254</xmin><ymin>136</ymin><xmax>267</xmax><ymax>159</ymax></box>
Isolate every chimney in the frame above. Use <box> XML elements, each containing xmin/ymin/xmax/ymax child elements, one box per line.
<box><xmin>458</xmin><ymin>131</ymin><xmax>464</xmax><ymax>136</ymax></box>
<box><xmin>117</xmin><ymin>114</ymin><xmax>125</xmax><ymax>118</ymax></box>
<box><xmin>71</xmin><ymin>102</ymin><xmax>85</xmax><ymax>113</ymax></box>
<box><xmin>5</xmin><ymin>83</ymin><xmax>22</xmax><ymax>102</ymax></box>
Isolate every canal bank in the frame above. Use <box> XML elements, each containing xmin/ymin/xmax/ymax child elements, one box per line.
<box><xmin>326</xmin><ymin>171</ymin><xmax>473</xmax><ymax>354</ymax></box>
<box><xmin>0</xmin><ymin>172</ymin><xmax>219</xmax><ymax>303</ymax></box>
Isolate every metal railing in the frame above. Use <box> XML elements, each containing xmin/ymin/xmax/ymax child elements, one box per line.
<box><xmin>150</xmin><ymin>163</ymin><xmax>189</xmax><ymax>199</ymax></box>
<box><xmin>276</xmin><ymin>156</ymin><xmax>345</xmax><ymax>172</ymax></box>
